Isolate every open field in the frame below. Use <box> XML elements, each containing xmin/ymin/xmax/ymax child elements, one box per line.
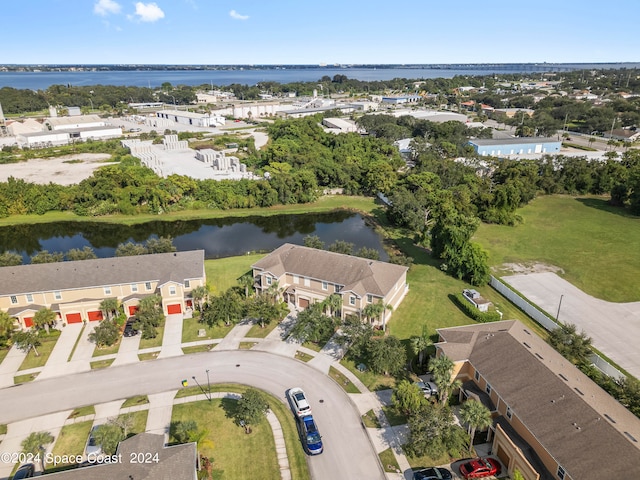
<box><xmin>475</xmin><ymin>195</ymin><xmax>640</xmax><ymax>303</ymax></box>
<box><xmin>0</xmin><ymin>154</ymin><xmax>112</xmax><ymax>186</ymax></box>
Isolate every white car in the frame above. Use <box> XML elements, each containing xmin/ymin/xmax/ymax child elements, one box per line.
<box><xmin>416</xmin><ymin>381</ymin><xmax>439</xmax><ymax>397</ymax></box>
<box><xmin>287</xmin><ymin>387</ymin><xmax>312</xmax><ymax>417</ymax></box>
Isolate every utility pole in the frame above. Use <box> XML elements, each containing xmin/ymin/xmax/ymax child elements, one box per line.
<box><xmin>555</xmin><ymin>294</ymin><xmax>564</xmax><ymax>322</ymax></box>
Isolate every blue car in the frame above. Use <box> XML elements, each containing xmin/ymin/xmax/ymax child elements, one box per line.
<box><xmin>299</xmin><ymin>415</ymin><xmax>323</xmax><ymax>455</ymax></box>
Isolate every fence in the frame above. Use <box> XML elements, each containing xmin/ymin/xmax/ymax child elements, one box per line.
<box><xmin>490</xmin><ymin>276</ymin><xmax>626</xmax><ymax>380</ymax></box>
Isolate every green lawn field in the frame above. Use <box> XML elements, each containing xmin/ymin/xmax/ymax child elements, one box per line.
<box><xmin>474</xmin><ymin>195</ymin><xmax>640</xmax><ymax>303</ymax></box>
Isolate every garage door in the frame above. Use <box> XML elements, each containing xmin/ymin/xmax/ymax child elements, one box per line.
<box><xmin>298</xmin><ymin>298</ymin><xmax>310</xmax><ymax>309</ymax></box>
<box><xmin>167</xmin><ymin>304</ymin><xmax>182</xmax><ymax>314</ymax></box>
<box><xmin>24</xmin><ymin>317</ymin><xmax>33</xmax><ymax>328</ymax></box>
<box><xmin>87</xmin><ymin>311</ymin><xmax>103</xmax><ymax>321</ymax></box>
<box><xmin>66</xmin><ymin>313</ymin><xmax>82</xmax><ymax>324</ymax></box>
<box><xmin>128</xmin><ymin>306</ymin><xmax>139</xmax><ymax>316</ymax></box>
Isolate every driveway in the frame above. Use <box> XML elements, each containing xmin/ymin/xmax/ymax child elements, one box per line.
<box><xmin>503</xmin><ymin>272</ymin><xmax>640</xmax><ymax>378</ymax></box>
<box><xmin>0</xmin><ymin>350</ymin><xmax>384</xmax><ymax>479</ymax></box>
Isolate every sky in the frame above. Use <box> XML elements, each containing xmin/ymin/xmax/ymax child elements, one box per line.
<box><xmin>2</xmin><ymin>0</ymin><xmax>640</xmax><ymax>65</ymax></box>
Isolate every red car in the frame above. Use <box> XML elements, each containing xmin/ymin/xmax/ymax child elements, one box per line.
<box><xmin>459</xmin><ymin>457</ymin><xmax>501</xmax><ymax>479</ymax></box>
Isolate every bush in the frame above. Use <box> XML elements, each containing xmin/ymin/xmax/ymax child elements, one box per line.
<box><xmin>452</xmin><ymin>293</ymin><xmax>501</xmax><ymax>323</ymax></box>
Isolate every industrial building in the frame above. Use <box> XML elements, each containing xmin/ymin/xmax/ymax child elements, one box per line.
<box><xmin>155</xmin><ymin>109</ymin><xmax>216</xmax><ymax>128</ymax></box>
<box><xmin>469</xmin><ymin>138</ymin><xmax>561</xmax><ymax>156</ymax></box>
<box><xmin>322</xmin><ymin>117</ymin><xmax>357</xmax><ymax>133</ymax></box>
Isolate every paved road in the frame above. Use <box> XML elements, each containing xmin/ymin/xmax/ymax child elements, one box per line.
<box><xmin>504</xmin><ymin>272</ymin><xmax>640</xmax><ymax>379</ymax></box>
<box><xmin>0</xmin><ymin>350</ymin><xmax>383</xmax><ymax>480</ymax></box>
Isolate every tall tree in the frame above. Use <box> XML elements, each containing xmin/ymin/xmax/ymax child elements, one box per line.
<box><xmin>191</xmin><ymin>285</ymin><xmax>209</xmax><ymax>312</ymax></box>
<box><xmin>321</xmin><ymin>293</ymin><xmax>343</xmax><ymax>318</ymax></box>
<box><xmin>392</xmin><ymin>380</ymin><xmax>425</xmax><ymax>416</ymax></box>
<box><xmin>548</xmin><ymin>323</ymin><xmax>593</xmax><ymax>366</ymax></box>
<box><xmin>367</xmin><ymin>335</ymin><xmax>406</xmax><ymax>376</ymax></box>
<box><xmin>93</xmin><ymin>424</ymin><xmax>125</xmax><ymax>456</ymax></box>
<box><xmin>204</xmin><ymin>289</ymin><xmax>245</xmax><ymax>327</ymax></box>
<box><xmin>13</xmin><ymin>330</ymin><xmax>42</xmax><ymax>356</ymax></box>
<box><xmin>362</xmin><ymin>302</ymin><xmax>384</xmax><ymax>325</ymax></box>
<box><xmin>0</xmin><ymin>251</ymin><xmax>22</xmax><ymax>266</ymax></box>
<box><xmin>89</xmin><ymin>319</ymin><xmax>120</xmax><ymax>348</ymax></box>
<box><xmin>145</xmin><ymin>236</ymin><xmax>177</xmax><ymax>254</ymax></box>
<box><xmin>0</xmin><ymin>310</ymin><xmax>15</xmax><ymax>344</ymax></box>
<box><xmin>33</xmin><ymin>308</ymin><xmax>56</xmax><ymax>332</ymax></box>
<box><xmin>411</xmin><ymin>326</ymin><xmax>432</xmax><ymax>369</ymax></box>
<box><xmin>115</xmin><ymin>242</ymin><xmax>148</xmax><ymax>257</ymax></box>
<box><xmin>21</xmin><ymin>431</ymin><xmax>54</xmax><ymax>471</ymax></box>
<box><xmin>65</xmin><ymin>246</ymin><xmax>97</xmax><ymax>261</ymax></box>
<box><xmin>99</xmin><ymin>298</ymin><xmax>120</xmax><ymax>320</ymax></box>
<box><xmin>288</xmin><ymin>302</ymin><xmax>337</xmax><ymax>344</ymax></box>
<box><xmin>238</xmin><ymin>274</ymin><xmax>255</xmax><ymax>299</ymax></box>
<box><xmin>30</xmin><ymin>250</ymin><xmax>64</xmax><ymax>264</ymax></box>
<box><xmin>303</xmin><ymin>235</ymin><xmax>325</xmax><ymax>250</ymax></box>
<box><xmin>459</xmin><ymin>399</ymin><xmax>492</xmax><ymax>451</ymax></box>
<box><xmin>235</xmin><ymin>388</ymin><xmax>269</xmax><ymax>433</ymax></box>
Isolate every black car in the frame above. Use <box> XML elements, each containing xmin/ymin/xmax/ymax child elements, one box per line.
<box><xmin>413</xmin><ymin>466</ymin><xmax>452</xmax><ymax>480</ymax></box>
<box><xmin>123</xmin><ymin>318</ymin><xmax>138</xmax><ymax>337</ymax></box>
<box><xmin>13</xmin><ymin>463</ymin><xmax>35</xmax><ymax>479</ymax></box>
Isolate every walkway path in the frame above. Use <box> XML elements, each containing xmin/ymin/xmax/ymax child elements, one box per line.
<box><xmin>67</xmin><ymin>322</ymin><xmax>97</xmax><ymax>374</ymax></box>
<box><xmin>2</xmin><ymin>308</ymin><xmax>413</xmax><ymax>479</ymax></box>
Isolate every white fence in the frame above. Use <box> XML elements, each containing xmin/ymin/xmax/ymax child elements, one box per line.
<box><xmin>490</xmin><ymin>276</ymin><xmax>625</xmax><ymax>380</ymax></box>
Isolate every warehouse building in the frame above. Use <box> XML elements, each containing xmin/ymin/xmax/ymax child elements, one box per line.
<box><xmin>469</xmin><ymin>138</ymin><xmax>561</xmax><ymax>156</ymax></box>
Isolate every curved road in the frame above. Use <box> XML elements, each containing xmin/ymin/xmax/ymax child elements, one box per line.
<box><xmin>0</xmin><ymin>350</ymin><xmax>383</xmax><ymax>479</ymax></box>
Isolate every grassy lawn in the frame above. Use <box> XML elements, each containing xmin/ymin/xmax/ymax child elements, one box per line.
<box><xmin>406</xmin><ymin>450</ymin><xmax>453</xmax><ymax>471</ymax></box>
<box><xmin>69</xmin><ymin>406</ymin><xmax>96</xmax><ymax>419</ymax></box>
<box><xmin>90</xmin><ymin>359</ymin><xmax>114</xmax><ymax>369</ymax></box>
<box><xmin>329</xmin><ymin>366</ymin><xmax>360</xmax><ymax>394</ymax></box>
<box><xmin>301</xmin><ymin>341</ymin><xmax>323</xmax><ymax>352</ymax></box>
<box><xmin>379</xmin><ymin>447</ymin><xmax>401</xmax><ymax>473</ymax></box>
<box><xmin>475</xmin><ymin>195</ymin><xmax>640</xmax><ymax>303</ymax></box>
<box><xmin>0</xmin><ymin>195</ymin><xmax>376</xmax><ymax>228</ymax></box>
<box><xmin>362</xmin><ymin>409</ymin><xmax>382</xmax><ymax>428</ymax></box>
<box><xmin>182</xmin><ymin>345</ymin><xmax>212</xmax><ymax>354</ymax></box>
<box><xmin>382</xmin><ymin>406</ymin><xmax>407</xmax><ymax>427</ymax></box>
<box><xmin>122</xmin><ymin>395</ymin><xmax>149</xmax><ymax>408</ymax></box>
<box><xmin>0</xmin><ymin>424</ymin><xmax>6</xmax><ymax>435</ymax></box>
<box><xmin>0</xmin><ymin>347</ymin><xmax>10</xmax><ymax>365</ymax></box>
<box><xmin>182</xmin><ymin>316</ymin><xmax>234</xmax><ymax>343</ymax></box>
<box><xmin>17</xmin><ymin>330</ymin><xmax>61</xmax><ymax>371</ymax></box>
<box><xmin>67</xmin><ymin>324</ymin><xmax>86</xmax><ymax>362</ymax></box>
<box><xmin>92</xmin><ymin>339</ymin><xmax>121</xmax><ymax>357</ymax></box>
<box><xmin>340</xmin><ymin>358</ymin><xmax>396</xmax><ymax>391</ymax></box>
<box><xmin>48</xmin><ymin>421</ymin><xmax>93</xmax><ymax>467</ymax></box>
<box><xmin>118</xmin><ymin>410</ymin><xmax>148</xmax><ymax>436</ymax></box>
<box><xmin>138</xmin><ymin>352</ymin><xmax>159</xmax><ymax>361</ymax></box>
<box><xmin>238</xmin><ymin>342</ymin><xmax>257</xmax><ymax>350</ymax></box>
<box><xmin>205</xmin><ymin>255</ymin><xmax>263</xmax><ymax>295</ymax></box>
<box><xmin>14</xmin><ymin>373</ymin><xmax>37</xmax><ymax>384</ymax></box>
<box><xmin>139</xmin><ymin>326</ymin><xmax>165</xmax><ymax>349</ymax></box>
<box><xmin>294</xmin><ymin>351</ymin><xmax>314</xmax><ymax>363</ymax></box>
<box><xmin>246</xmin><ymin>320</ymin><xmax>279</xmax><ymax>338</ymax></box>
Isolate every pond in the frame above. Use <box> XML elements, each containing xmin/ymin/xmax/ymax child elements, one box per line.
<box><xmin>1</xmin><ymin>211</ymin><xmax>388</xmax><ymax>262</ymax></box>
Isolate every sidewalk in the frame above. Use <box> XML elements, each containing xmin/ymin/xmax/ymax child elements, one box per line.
<box><xmin>67</xmin><ymin>322</ymin><xmax>97</xmax><ymax>374</ymax></box>
<box><xmin>215</xmin><ymin>319</ymin><xmax>255</xmax><ymax>351</ymax></box>
<box><xmin>0</xmin><ymin>345</ymin><xmax>27</xmax><ymax>388</ymax></box>
<box><xmin>38</xmin><ymin>323</ymin><xmax>84</xmax><ymax>380</ymax></box>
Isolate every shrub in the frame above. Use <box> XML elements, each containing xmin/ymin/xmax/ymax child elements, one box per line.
<box><xmin>452</xmin><ymin>293</ymin><xmax>501</xmax><ymax>323</ymax></box>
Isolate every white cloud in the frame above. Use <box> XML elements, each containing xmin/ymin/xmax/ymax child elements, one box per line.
<box><xmin>229</xmin><ymin>9</ymin><xmax>249</xmax><ymax>20</ymax></box>
<box><xmin>133</xmin><ymin>2</ymin><xmax>165</xmax><ymax>22</ymax></box>
<box><xmin>94</xmin><ymin>0</ymin><xmax>122</xmax><ymax>16</ymax></box>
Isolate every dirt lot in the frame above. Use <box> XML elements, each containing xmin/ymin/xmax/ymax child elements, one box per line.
<box><xmin>0</xmin><ymin>153</ymin><xmax>112</xmax><ymax>185</ymax></box>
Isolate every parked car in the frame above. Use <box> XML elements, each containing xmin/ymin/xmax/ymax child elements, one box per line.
<box><xmin>12</xmin><ymin>463</ymin><xmax>35</xmax><ymax>479</ymax></box>
<box><xmin>416</xmin><ymin>381</ymin><xmax>438</xmax><ymax>397</ymax></box>
<box><xmin>287</xmin><ymin>387</ymin><xmax>312</xmax><ymax>417</ymax></box>
<box><xmin>413</xmin><ymin>466</ymin><xmax>452</xmax><ymax>480</ymax></box>
<box><xmin>459</xmin><ymin>457</ymin><xmax>501</xmax><ymax>479</ymax></box>
<box><xmin>298</xmin><ymin>415</ymin><xmax>323</xmax><ymax>455</ymax></box>
<box><xmin>85</xmin><ymin>425</ymin><xmax>102</xmax><ymax>457</ymax></box>
<box><xmin>123</xmin><ymin>318</ymin><xmax>139</xmax><ymax>337</ymax></box>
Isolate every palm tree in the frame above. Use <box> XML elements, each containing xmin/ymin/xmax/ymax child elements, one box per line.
<box><xmin>429</xmin><ymin>354</ymin><xmax>460</xmax><ymax>406</ymax></box>
<box><xmin>362</xmin><ymin>302</ymin><xmax>384</xmax><ymax>325</ymax></box>
<box><xmin>191</xmin><ymin>285</ymin><xmax>209</xmax><ymax>312</ymax></box>
<box><xmin>459</xmin><ymin>399</ymin><xmax>492</xmax><ymax>452</ymax></box>
<box><xmin>21</xmin><ymin>431</ymin><xmax>54</xmax><ymax>471</ymax></box>
<box><xmin>99</xmin><ymin>298</ymin><xmax>120</xmax><ymax>320</ymax></box>
<box><xmin>33</xmin><ymin>308</ymin><xmax>56</xmax><ymax>333</ymax></box>
<box><xmin>321</xmin><ymin>293</ymin><xmax>343</xmax><ymax>318</ymax></box>
<box><xmin>265</xmin><ymin>280</ymin><xmax>283</xmax><ymax>305</ymax></box>
<box><xmin>381</xmin><ymin>303</ymin><xmax>393</xmax><ymax>332</ymax></box>
<box><xmin>238</xmin><ymin>274</ymin><xmax>255</xmax><ymax>299</ymax></box>
<box><xmin>411</xmin><ymin>326</ymin><xmax>432</xmax><ymax>369</ymax></box>
<box><xmin>0</xmin><ymin>310</ymin><xmax>15</xmax><ymax>342</ymax></box>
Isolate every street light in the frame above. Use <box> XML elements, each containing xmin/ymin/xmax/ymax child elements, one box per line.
<box><xmin>170</xmin><ymin>95</ymin><xmax>176</xmax><ymax>108</ymax></box>
<box><xmin>206</xmin><ymin>369</ymin><xmax>211</xmax><ymax>400</ymax></box>
<box><xmin>555</xmin><ymin>294</ymin><xmax>564</xmax><ymax>322</ymax></box>
<box><xmin>192</xmin><ymin>373</ymin><xmax>211</xmax><ymax>402</ymax></box>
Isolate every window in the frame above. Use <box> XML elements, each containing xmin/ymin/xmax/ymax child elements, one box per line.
<box><xmin>10</xmin><ymin>295</ymin><xmax>18</xmax><ymax>304</ymax></box>
<box><xmin>506</xmin><ymin>406</ymin><xmax>512</xmax><ymax>420</ymax></box>
<box><xmin>322</xmin><ymin>281</ymin><xmax>328</xmax><ymax>291</ymax></box>
<box><xmin>304</xmin><ymin>277</ymin><xmax>310</xmax><ymax>287</ymax></box>
<box><xmin>334</xmin><ymin>284</ymin><xmax>340</xmax><ymax>293</ymax></box>
<box><xmin>104</xmin><ymin>287</ymin><xmax>111</xmax><ymax>295</ymax></box>
<box><xmin>169</xmin><ymin>286</ymin><xmax>176</xmax><ymax>295</ymax></box>
<box><xmin>367</xmin><ymin>294</ymin><xmax>373</xmax><ymax>303</ymax></box>
<box><xmin>474</xmin><ymin>370</ymin><xmax>480</xmax><ymax>381</ymax></box>
<box><xmin>26</xmin><ymin>294</ymin><xmax>33</xmax><ymax>303</ymax></box>
<box><xmin>486</xmin><ymin>384</ymin><xmax>492</xmax><ymax>395</ymax></box>
<box><xmin>54</xmin><ymin>291</ymin><xmax>62</xmax><ymax>300</ymax></box>
<box><xmin>184</xmin><ymin>280</ymin><xmax>190</xmax><ymax>288</ymax></box>
<box><xmin>131</xmin><ymin>284</ymin><xmax>138</xmax><ymax>293</ymax></box>
<box><xmin>293</xmin><ymin>275</ymin><xmax>299</xmax><ymax>284</ymax></box>
<box><xmin>557</xmin><ymin>466</ymin><xmax>566</xmax><ymax>480</ymax></box>
<box><xmin>266</xmin><ymin>276</ymin><xmax>272</xmax><ymax>286</ymax></box>
<box><xmin>349</xmin><ymin>296</ymin><xmax>356</xmax><ymax>306</ymax></box>
<box><xmin>145</xmin><ymin>282</ymin><xmax>152</xmax><ymax>291</ymax></box>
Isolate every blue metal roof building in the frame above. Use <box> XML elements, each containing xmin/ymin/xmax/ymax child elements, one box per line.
<box><xmin>469</xmin><ymin>137</ymin><xmax>561</xmax><ymax>156</ymax></box>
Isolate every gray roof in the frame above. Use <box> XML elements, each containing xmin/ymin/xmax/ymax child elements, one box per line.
<box><xmin>0</xmin><ymin>251</ymin><xmax>205</xmax><ymax>296</ymax></box>
<box><xmin>252</xmin><ymin>243</ymin><xmax>407</xmax><ymax>298</ymax></box>
<box><xmin>437</xmin><ymin>321</ymin><xmax>640</xmax><ymax>480</ymax></box>
<box><xmin>42</xmin><ymin>433</ymin><xmax>196</xmax><ymax>480</ymax></box>
<box><xmin>469</xmin><ymin>137</ymin><xmax>560</xmax><ymax>146</ymax></box>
